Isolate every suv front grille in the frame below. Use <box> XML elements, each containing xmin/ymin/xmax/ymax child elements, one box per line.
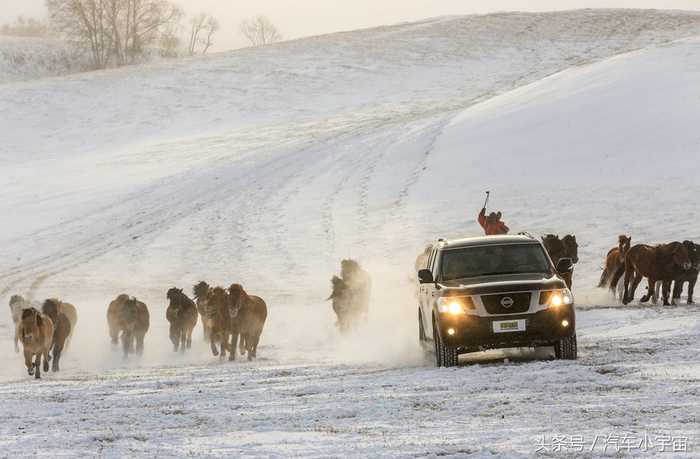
<box><xmin>481</xmin><ymin>292</ymin><xmax>531</xmax><ymax>314</ymax></box>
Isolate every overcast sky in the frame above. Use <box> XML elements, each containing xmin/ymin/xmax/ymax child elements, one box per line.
<box><xmin>3</xmin><ymin>1</ymin><xmax>700</xmax><ymax>50</ymax></box>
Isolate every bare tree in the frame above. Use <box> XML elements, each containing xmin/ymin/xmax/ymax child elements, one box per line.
<box><xmin>104</xmin><ymin>0</ymin><xmax>182</xmax><ymax>65</ymax></box>
<box><xmin>188</xmin><ymin>13</ymin><xmax>219</xmax><ymax>55</ymax></box>
<box><xmin>239</xmin><ymin>15</ymin><xmax>282</xmax><ymax>47</ymax></box>
<box><xmin>46</xmin><ymin>0</ymin><xmax>111</xmax><ymax>69</ymax></box>
<box><xmin>46</xmin><ymin>0</ymin><xmax>181</xmax><ymax>68</ymax></box>
<box><xmin>159</xmin><ymin>19</ymin><xmax>181</xmax><ymax>57</ymax></box>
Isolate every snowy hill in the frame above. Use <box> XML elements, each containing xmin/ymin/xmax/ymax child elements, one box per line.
<box><xmin>1</xmin><ymin>9</ymin><xmax>700</xmax><ymax>457</ymax></box>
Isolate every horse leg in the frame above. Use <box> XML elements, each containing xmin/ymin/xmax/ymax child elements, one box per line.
<box><xmin>662</xmin><ymin>281</ymin><xmax>672</xmax><ymax>306</ymax></box>
<box><xmin>229</xmin><ymin>332</ymin><xmax>238</xmax><ymax>361</ymax></box>
<box><xmin>52</xmin><ymin>342</ymin><xmax>63</xmax><ymax>372</ymax></box>
<box><xmin>122</xmin><ymin>331</ymin><xmax>130</xmax><ymax>358</ymax></box>
<box><xmin>186</xmin><ymin>326</ymin><xmax>193</xmax><ymax>349</ymax></box>
<box><xmin>109</xmin><ymin>323</ymin><xmax>119</xmax><ymax>346</ymax></box>
<box><xmin>672</xmin><ymin>280</ymin><xmax>683</xmax><ymax>304</ymax></box>
<box><xmin>250</xmin><ymin>335</ymin><xmax>260</xmax><ymax>360</ymax></box>
<box><xmin>239</xmin><ymin>334</ymin><xmax>246</xmax><ymax>356</ymax></box>
<box><xmin>688</xmin><ymin>278</ymin><xmax>696</xmax><ymax>304</ymax></box>
<box><xmin>639</xmin><ymin>281</ymin><xmax>651</xmax><ymax>303</ymax></box>
<box><xmin>170</xmin><ymin>324</ymin><xmax>179</xmax><ymax>352</ymax></box>
<box><xmin>34</xmin><ymin>353</ymin><xmax>41</xmax><ymax>379</ymax></box>
<box><xmin>180</xmin><ymin>327</ymin><xmax>187</xmax><ymax>353</ymax></box>
<box><xmin>622</xmin><ymin>269</ymin><xmax>634</xmax><ymax>304</ymax></box>
<box><xmin>42</xmin><ymin>344</ymin><xmax>50</xmax><ymax>373</ymax></box>
<box><xmin>25</xmin><ymin>350</ymin><xmax>34</xmax><ymax>376</ymax></box>
<box><xmin>136</xmin><ymin>334</ymin><xmax>145</xmax><ymax>355</ymax></box>
<box><xmin>210</xmin><ymin>333</ymin><xmax>219</xmax><ymax>356</ymax></box>
<box><xmin>626</xmin><ymin>272</ymin><xmax>643</xmax><ymax>305</ymax></box>
<box><xmin>654</xmin><ymin>281</ymin><xmax>662</xmax><ymax>304</ymax></box>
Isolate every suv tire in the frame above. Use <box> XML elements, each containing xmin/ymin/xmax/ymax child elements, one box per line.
<box><xmin>419</xmin><ymin>310</ymin><xmax>427</xmax><ymax>342</ymax></box>
<box><xmin>433</xmin><ymin>321</ymin><xmax>458</xmax><ymax>367</ymax></box>
<box><xmin>554</xmin><ymin>333</ymin><xmax>577</xmax><ymax>360</ymax></box>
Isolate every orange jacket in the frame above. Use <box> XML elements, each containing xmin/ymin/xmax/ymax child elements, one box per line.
<box><xmin>478</xmin><ymin>208</ymin><xmax>509</xmax><ymax>235</ymax></box>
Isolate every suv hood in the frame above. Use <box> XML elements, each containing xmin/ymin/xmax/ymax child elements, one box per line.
<box><xmin>438</xmin><ymin>273</ymin><xmax>566</xmax><ymax>295</ymax></box>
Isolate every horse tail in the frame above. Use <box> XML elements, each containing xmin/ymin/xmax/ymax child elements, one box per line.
<box><xmin>598</xmin><ymin>267</ymin><xmax>609</xmax><ymax>288</ymax></box>
<box><xmin>609</xmin><ymin>264</ymin><xmax>626</xmax><ymax>291</ymax></box>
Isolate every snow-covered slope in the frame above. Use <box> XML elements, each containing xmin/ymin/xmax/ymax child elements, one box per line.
<box><xmin>1</xmin><ymin>9</ymin><xmax>699</xmax><ymax>458</ymax></box>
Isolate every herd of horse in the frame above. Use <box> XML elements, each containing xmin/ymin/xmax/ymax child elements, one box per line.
<box><xmin>528</xmin><ymin>233</ymin><xmax>698</xmax><ymax>306</ymax></box>
<box><xmin>7</xmin><ymin>238</ymin><xmax>698</xmax><ymax>380</ymax></box>
<box><xmin>9</xmin><ymin>282</ymin><xmax>268</xmax><ymax>379</ymax></box>
<box><xmin>598</xmin><ymin>236</ymin><xmax>698</xmax><ymax>305</ymax></box>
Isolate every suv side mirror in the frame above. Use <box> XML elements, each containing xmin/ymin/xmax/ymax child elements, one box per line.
<box><xmin>418</xmin><ymin>269</ymin><xmax>434</xmax><ymax>284</ymax></box>
<box><xmin>556</xmin><ymin>257</ymin><xmax>574</xmax><ymax>273</ymax></box>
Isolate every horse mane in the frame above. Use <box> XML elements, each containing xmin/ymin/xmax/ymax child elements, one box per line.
<box><xmin>228</xmin><ymin>284</ymin><xmax>250</xmax><ymax>304</ymax></box>
<box><xmin>193</xmin><ymin>281</ymin><xmax>209</xmax><ymax>299</ymax></box>
<box><xmin>9</xmin><ymin>294</ymin><xmax>25</xmax><ymax>307</ymax></box>
<box><xmin>22</xmin><ymin>307</ymin><xmax>38</xmax><ymax>320</ymax></box>
<box><xmin>42</xmin><ymin>299</ymin><xmax>60</xmax><ymax>321</ymax></box>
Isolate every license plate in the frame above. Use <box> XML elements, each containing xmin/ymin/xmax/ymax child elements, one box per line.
<box><xmin>493</xmin><ymin>319</ymin><xmax>526</xmax><ymax>333</ymax></box>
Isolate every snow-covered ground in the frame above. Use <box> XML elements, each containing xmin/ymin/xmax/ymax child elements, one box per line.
<box><xmin>1</xmin><ymin>9</ymin><xmax>700</xmax><ymax>457</ymax></box>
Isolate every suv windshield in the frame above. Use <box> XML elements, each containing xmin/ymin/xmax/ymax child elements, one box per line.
<box><xmin>440</xmin><ymin>243</ymin><xmax>552</xmax><ymax>281</ymax></box>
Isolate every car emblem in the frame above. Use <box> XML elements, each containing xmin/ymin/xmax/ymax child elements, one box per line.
<box><xmin>500</xmin><ymin>296</ymin><xmax>514</xmax><ymax>308</ymax></box>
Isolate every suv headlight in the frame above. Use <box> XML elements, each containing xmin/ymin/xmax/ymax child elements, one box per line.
<box><xmin>540</xmin><ymin>289</ymin><xmax>573</xmax><ymax>307</ymax></box>
<box><xmin>437</xmin><ymin>296</ymin><xmax>474</xmax><ymax>315</ymax></box>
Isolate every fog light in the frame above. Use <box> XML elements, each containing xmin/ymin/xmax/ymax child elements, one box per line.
<box><xmin>561</xmin><ymin>320</ymin><xmax>569</xmax><ymax>328</ymax></box>
<box><xmin>447</xmin><ymin>328</ymin><xmax>456</xmax><ymax>336</ymax></box>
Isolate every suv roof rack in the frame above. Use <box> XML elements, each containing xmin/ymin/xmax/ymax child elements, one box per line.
<box><xmin>517</xmin><ymin>231</ymin><xmax>536</xmax><ymax>240</ymax></box>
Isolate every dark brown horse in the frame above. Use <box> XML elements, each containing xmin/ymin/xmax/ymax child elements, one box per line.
<box><xmin>228</xmin><ymin>284</ymin><xmax>268</xmax><ymax>361</ymax></box>
<box><xmin>327</xmin><ymin>260</ymin><xmax>372</xmax><ymax>332</ymax></box>
<box><xmin>193</xmin><ymin>281</ymin><xmax>212</xmax><ymax>340</ymax></box>
<box><xmin>206</xmin><ymin>287</ymin><xmax>231</xmax><ymax>359</ymax></box>
<box><xmin>599</xmin><ymin>235</ymin><xmax>632</xmax><ymax>296</ymax></box>
<box><xmin>671</xmin><ymin>241</ymin><xmax>699</xmax><ymax>304</ymax></box>
<box><xmin>41</xmin><ymin>299</ymin><xmax>72</xmax><ymax>372</ymax></box>
<box><xmin>622</xmin><ymin>242</ymin><xmax>692</xmax><ymax>305</ymax></box>
<box><xmin>107</xmin><ymin>294</ymin><xmax>150</xmax><ymax>357</ymax></box>
<box><xmin>17</xmin><ymin>308</ymin><xmax>54</xmax><ymax>379</ymax></box>
<box><xmin>43</xmin><ymin>298</ymin><xmax>77</xmax><ymax>348</ymax></box>
<box><xmin>327</xmin><ymin>275</ymin><xmax>354</xmax><ymax>332</ymax></box>
<box><xmin>542</xmin><ymin>234</ymin><xmax>579</xmax><ymax>288</ymax></box>
<box><xmin>166</xmin><ymin>288</ymin><xmax>198</xmax><ymax>353</ymax></box>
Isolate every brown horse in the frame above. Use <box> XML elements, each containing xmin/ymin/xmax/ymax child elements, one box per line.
<box><xmin>206</xmin><ymin>287</ymin><xmax>231</xmax><ymax>359</ymax></box>
<box><xmin>599</xmin><ymin>235</ymin><xmax>632</xmax><ymax>295</ymax></box>
<box><xmin>193</xmin><ymin>281</ymin><xmax>213</xmax><ymax>340</ymax></box>
<box><xmin>622</xmin><ymin>242</ymin><xmax>692</xmax><ymax>305</ymax></box>
<box><xmin>107</xmin><ymin>294</ymin><xmax>150</xmax><ymax>357</ymax></box>
<box><xmin>671</xmin><ymin>241</ymin><xmax>699</xmax><ymax>304</ymax></box>
<box><xmin>17</xmin><ymin>308</ymin><xmax>54</xmax><ymax>379</ymax></box>
<box><xmin>166</xmin><ymin>288</ymin><xmax>198</xmax><ymax>352</ymax></box>
<box><xmin>327</xmin><ymin>275</ymin><xmax>354</xmax><ymax>333</ymax></box>
<box><xmin>542</xmin><ymin>234</ymin><xmax>579</xmax><ymax>288</ymax></box>
<box><xmin>44</xmin><ymin>298</ymin><xmax>77</xmax><ymax>348</ymax></box>
<box><xmin>41</xmin><ymin>299</ymin><xmax>72</xmax><ymax>372</ymax></box>
<box><xmin>228</xmin><ymin>284</ymin><xmax>268</xmax><ymax>361</ymax></box>
<box><xmin>10</xmin><ymin>295</ymin><xmax>34</xmax><ymax>352</ymax></box>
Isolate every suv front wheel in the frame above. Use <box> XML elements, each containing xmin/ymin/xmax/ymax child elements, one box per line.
<box><xmin>433</xmin><ymin>321</ymin><xmax>458</xmax><ymax>367</ymax></box>
<box><xmin>554</xmin><ymin>333</ymin><xmax>578</xmax><ymax>360</ymax></box>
